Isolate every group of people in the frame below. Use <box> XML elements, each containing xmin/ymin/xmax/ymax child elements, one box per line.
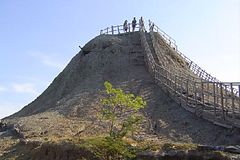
<box><xmin>123</xmin><ymin>16</ymin><xmax>145</xmax><ymax>32</ymax></box>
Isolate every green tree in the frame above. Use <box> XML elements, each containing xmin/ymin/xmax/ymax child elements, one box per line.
<box><xmin>100</xmin><ymin>81</ymin><xmax>146</xmax><ymax>139</ymax></box>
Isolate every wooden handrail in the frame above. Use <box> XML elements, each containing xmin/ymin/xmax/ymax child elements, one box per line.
<box><xmin>100</xmin><ymin>23</ymin><xmax>140</xmax><ymax>35</ymax></box>
<box><xmin>99</xmin><ymin>20</ymin><xmax>240</xmax><ymax>128</ymax></box>
<box><xmin>139</xmin><ymin>21</ymin><xmax>240</xmax><ymax>129</ymax></box>
<box><xmin>150</xmin><ymin>21</ymin><xmax>240</xmax><ymax>96</ymax></box>
<box><xmin>149</xmin><ymin>21</ymin><xmax>222</xmax><ymax>84</ymax></box>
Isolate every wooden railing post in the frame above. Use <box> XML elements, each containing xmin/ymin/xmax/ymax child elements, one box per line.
<box><xmin>239</xmin><ymin>85</ymin><xmax>240</xmax><ymax>97</ymax></box>
<box><xmin>188</xmin><ymin>61</ymin><xmax>193</xmax><ymax>68</ymax></box>
<box><xmin>201</xmin><ymin>80</ymin><xmax>204</xmax><ymax>113</ymax></box>
<box><xmin>194</xmin><ymin>82</ymin><xmax>197</xmax><ymax>111</ymax></box>
<box><xmin>111</xmin><ymin>26</ymin><xmax>114</xmax><ymax>34</ymax></box>
<box><xmin>220</xmin><ymin>83</ymin><xmax>225</xmax><ymax>120</ymax></box>
<box><xmin>238</xmin><ymin>85</ymin><xmax>240</xmax><ymax>114</ymax></box>
<box><xmin>192</xmin><ymin>65</ymin><xmax>196</xmax><ymax>72</ymax></box>
<box><xmin>118</xmin><ymin>26</ymin><xmax>120</xmax><ymax>34</ymax></box>
<box><xmin>196</xmin><ymin>69</ymin><xmax>200</xmax><ymax>76</ymax></box>
<box><xmin>224</xmin><ymin>85</ymin><xmax>228</xmax><ymax>115</ymax></box>
<box><xmin>213</xmin><ymin>82</ymin><xmax>217</xmax><ymax>117</ymax></box>
<box><xmin>106</xmin><ymin>27</ymin><xmax>109</xmax><ymax>34</ymax></box>
<box><xmin>230</xmin><ymin>83</ymin><xmax>235</xmax><ymax>118</ymax></box>
<box><xmin>207</xmin><ymin>81</ymin><xmax>210</xmax><ymax>104</ymax></box>
<box><xmin>216</xmin><ymin>83</ymin><xmax>219</xmax><ymax>108</ymax></box>
<box><xmin>199</xmin><ymin>71</ymin><xmax>203</xmax><ymax>78</ymax></box>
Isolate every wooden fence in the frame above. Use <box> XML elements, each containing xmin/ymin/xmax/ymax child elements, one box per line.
<box><xmin>149</xmin><ymin>21</ymin><xmax>220</xmax><ymax>83</ymax></box>
<box><xmin>100</xmin><ymin>23</ymin><xmax>140</xmax><ymax>35</ymax></box>
<box><xmin>140</xmin><ymin>22</ymin><xmax>240</xmax><ymax>128</ymax></box>
<box><xmin>99</xmin><ymin>21</ymin><xmax>240</xmax><ymax>128</ymax></box>
<box><xmin>149</xmin><ymin>21</ymin><xmax>239</xmax><ymax>98</ymax></box>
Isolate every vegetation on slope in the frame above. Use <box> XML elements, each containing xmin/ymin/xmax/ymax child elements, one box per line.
<box><xmin>100</xmin><ymin>81</ymin><xmax>146</xmax><ymax>139</ymax></box>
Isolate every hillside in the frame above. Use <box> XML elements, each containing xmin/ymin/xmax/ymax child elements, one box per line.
<box><xmin>1</xmin><ymin>31</ymin><xmax>240</xmax><ymax>159</ymax></box>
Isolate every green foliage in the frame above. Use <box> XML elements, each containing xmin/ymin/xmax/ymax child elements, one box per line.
<box><xmin>100</xmin><ymin>81</ymin><xmax>146</xmax><ymax>139</ymax></box>
<box><xmin>79</xmin><ymin>137</ymin><xmax>139</xmax><ymax>160</ymax></box>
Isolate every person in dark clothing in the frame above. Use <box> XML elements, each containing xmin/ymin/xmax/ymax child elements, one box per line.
<box><xmin>123</xmin><ymin>20</ymin><xmax>128</xmax><ymax>32</ymax></box>
<box><xmin>132</xmin><ymin>17</ymin><xmax>137</xmax><ymax>32</ymax></box>
<box><xmin>150</xmin><ymin>22</ymin><xmax>155</xmax><ymax>31</ymax></box>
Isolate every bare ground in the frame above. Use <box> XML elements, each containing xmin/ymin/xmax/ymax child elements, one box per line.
<box><xmin>1</xmin><ymin>32</ymin><xmax>240</xmax><ymax>159</ymax></box>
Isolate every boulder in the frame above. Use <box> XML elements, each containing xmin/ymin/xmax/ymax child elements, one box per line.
<box><xmin>19</xmin><ymin>138</ymin><xmax>29</xmax><ymax>145</ymax></box>
<box><xmin>12</xmin><ymin>125</ymin><xmax>24</xmax><ymax>138</ymax></box>
<box><xmin>0</xmin><ymin>120</ymin><xmax>7</xmax><ymax>132</ymax></box>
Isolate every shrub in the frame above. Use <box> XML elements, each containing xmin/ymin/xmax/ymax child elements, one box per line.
<box><xmin>78</xmin><ymin>137</ymin><xmax>140</xmax><ymax>160</ymax></box>
<box><xmin>100</xmin><ymin>81</ymin><xmax>146</xmax><ymax>139</ymax></box>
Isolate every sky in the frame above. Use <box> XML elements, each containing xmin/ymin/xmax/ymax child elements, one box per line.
<box><xmin>0</xmin><ymin>0</ymin><xmax>239</xmax><ymax>119</ymax></box>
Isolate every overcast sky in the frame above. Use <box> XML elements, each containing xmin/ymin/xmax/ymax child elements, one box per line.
<box><xmin>0</xmin><ymin>0</ymin><xmax>239</xmax><ymax>119</ymax></box>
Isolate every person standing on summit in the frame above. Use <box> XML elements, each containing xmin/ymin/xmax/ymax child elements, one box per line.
<box><xmin>132</xmin><ymin>17</ymin><xmax>137</xmax><ymax>32</ymax></box>
<box><xmin>123</xmin><ymin>20</ymin><xmax>128</xmax><ymax>32</ymax></box>
<box><xmin>139</xmin><ymin>16</ymin><xmax>145</xmax><ymax>32</ymax></box>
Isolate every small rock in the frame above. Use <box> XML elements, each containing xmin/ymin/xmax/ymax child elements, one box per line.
<box><xmin>12</xmin><ymin>125</ymin><xmax>24</xmax><ymax>138</ymax></box>
<box><xmin>167</xmin><ymin>150</ymin><xmax>178</xmax><ymax>156</ymax></box>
